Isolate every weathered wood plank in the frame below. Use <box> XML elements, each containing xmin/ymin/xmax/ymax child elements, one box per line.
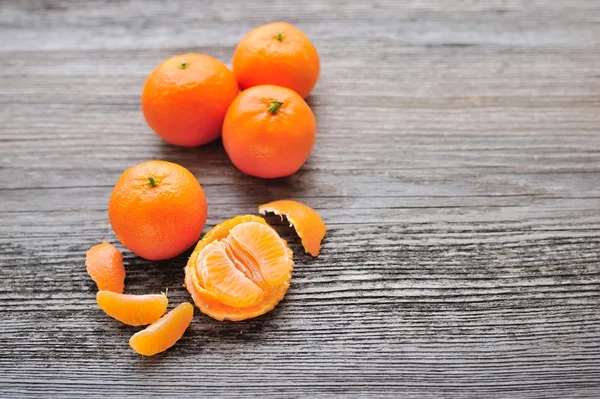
<box><xmin>1</xmin><ymin>0</ymin><xmax>599</xmax><ymax>397</ymax></box>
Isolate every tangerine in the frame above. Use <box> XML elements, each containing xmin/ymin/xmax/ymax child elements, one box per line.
<box><xmin>222</xmin><ymin>85</ymin><xmax>316</xmax><ymax>179</ymax></box>
<box><xmin>185</xmin><ymin>215</ymin><xmax>293</xmax><ymax>321</ymax></box>
<box><xmin>96</xmin><ymin>290</ymin><xmax>168</xmax><ymax>326</ymax></box>
<box><xmin>142</xmin><ymin>53</ymin><xmax>239</xmax><ymax>147</ymax></box>
<box><xmin>86</xmin><ymin>242</ymin><xmax>125</xmax><ymax>293</ymax></box>
<box><xmin>108</xmin><ymin>160</ymin><xmax>207</xmax><ymax>261</ymax></box>
<box><xmin>129</xmin><ymin>302</ymin><xmax>194</xmax><ymax>356</ymax></box>
<box><xmin>259</xmin><ymin>199</ymin><xmax>326</xmax><ymax>257</ymax></box>
<box><xmin>233</xmin><ymin>22</ymin><xmax>320</xmax><ymax>98</ymax></box>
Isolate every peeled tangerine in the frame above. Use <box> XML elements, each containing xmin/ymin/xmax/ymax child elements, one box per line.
<box><xmin>259</xmin><ymin>200</ymin><xmax>326</xmax><ymax>257</ymax></box>
<box><xmin>185</xmin><ymin>215</ymin><xmax>294</xmax><ymax>321</ymax></box>
<box><xmin>129</xmin><ymin>302</ymin><xmax>194</xmax><ymax>356</ymax></box>
<box><xmin>86</xmin><ymin>242</ymin><xmax>126</xmax><ymax>293</ymax></box>
<box><xmin>96</xmin><ymin>291</ymin><xmax>168</xmax><ymax>326</ymax></box>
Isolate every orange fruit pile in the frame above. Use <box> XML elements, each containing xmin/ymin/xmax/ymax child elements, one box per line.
<box><xmin>141</xmin><ymin>22</ymin><xmax>320</xmax><ymax>178</ymax></box>
<box><xmin>85</xmin><ymin>22</ymin><xmax>329</xmax><ymax>356</ymax></box>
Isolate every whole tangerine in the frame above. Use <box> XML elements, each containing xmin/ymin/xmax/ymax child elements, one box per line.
<box><xmin>222</xmin><ymin>85</ymin><xmax>316</xmax><ymax>179</ymax></box>
<box><xmin>142</xmin><ymin>53</ymin><xmax>239</xmax><ymax>147</ymax></box>
<box><xmin>233</xmin><ymin>22</ymin><xmax>320</xmax><ymax>98</ymax></box>
<box><xmin>108</xmin><ymin>160</ymin><xmax>207</xmax><ymax>261</ymax></box>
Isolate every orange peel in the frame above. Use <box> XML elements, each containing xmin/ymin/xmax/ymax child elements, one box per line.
<box><xmin>258</xmin><ymin>200</ymin><xmax>326</xmax><ymax>256</ymax></box>
<box><xmin>86</xmin><ymin>242</ymin><xmax>126</xmax><ymax>293</ymax></box>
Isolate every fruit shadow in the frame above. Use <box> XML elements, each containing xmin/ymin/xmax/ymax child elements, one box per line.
<box><xmin>151</xmin><ymin>137</ymin><xmax>319</xmax><ymax>213</ymax></box>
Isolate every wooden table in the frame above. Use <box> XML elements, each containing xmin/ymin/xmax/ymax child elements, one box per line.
<box><xmin>1</xmin><ymin>1</ymin><xmax>599</xmax><ymax>397</ymax></box>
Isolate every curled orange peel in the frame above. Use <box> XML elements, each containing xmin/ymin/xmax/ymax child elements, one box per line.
<box><xmin>258</xmin><ymin>200</ymin><xmax>326</xmax><ymax>257</ymax></box>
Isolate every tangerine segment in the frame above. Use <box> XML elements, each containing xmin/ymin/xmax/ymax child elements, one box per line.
<box><xmin>185</xmin><ymin>215</ymin><xmax>293</xmax><ymax>321</ymax></box>
<box><xmin>198</xmin><ymin>243</ymin><xmax>264</xmax><ymax>308</ymax></box>
<box><xmin>191</xmin><ymin>215</ymin><xmax>267</xmax><ymax>254</ymax></box>
<box><xmin>229</xmin><ymin>222</ymin><xmax>293</xmax><ymax>286</ymax></box>
<box><xmin>258</xmin><ymin>200</ymin><xmax>326</xmax><ymax>257</ymax></box>
<box><xmin>96</xmin><ymin>291</ymin><xmax>168</xmax><ymax>326</ymax></box>
<box><xmin>86</xmin><ymin>242</ymin><xmax>125</xmax><ymax>293</ymax></box>
<box><xmin>129</xmin><ymin>302</ymin><xmax>194</xmax><ymax>356</ymax></box>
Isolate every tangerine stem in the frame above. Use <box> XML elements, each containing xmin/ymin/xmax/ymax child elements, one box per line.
<box><xmin>148</xmin><ymin>176</ymin><xmax>158</xmax><ymax>187</ymax></box>
<box><xmin>267</xmin><ymin>101</ymin><xmax>284</xmax><ymax>114</ymax></box>
<box><xmin>275</xmin><ymin>33</ymin><xmax>285</xmax><ymax>41</ymax></box>
<box><xmin>179</xmin><ymin>61</ymin><xmax>189</xmax><ymax>69</ymax></box>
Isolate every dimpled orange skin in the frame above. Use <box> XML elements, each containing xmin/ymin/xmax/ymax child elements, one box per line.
<box><xmin>108</xmin><ymin>161</ymin><xmax>207</xmax><ymax>261</ymax></box>
<box><xmin>142</xmin><ymin>53</ymin><xmax>239</xmax><ymax>147</ymax></box>
<box><xmin>185</xmin><ymin>215</ymin><xmax>293</xmax><ymax>321</ymax></box>
<box><xmin>86</xmin><ymin>242</ymin><xmax>126</xmax><ymax>293</ymax></box>
<box><xmin>222</xmin><ymin>85</ymin><xmax>316</xmax><ymax>179</ymax></box>
<box><xmin>233</xmin><ymin>22</ymin><xmax>320</xmax><ymax>98</ymax></box>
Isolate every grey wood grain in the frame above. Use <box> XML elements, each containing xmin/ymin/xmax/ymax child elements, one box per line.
<box><xmin>1</xmin><ymin>0</ymin><xmax>599</xmax><ymax>397</ymax></box>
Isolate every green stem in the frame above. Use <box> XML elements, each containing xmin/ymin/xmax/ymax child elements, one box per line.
<box><xmin>275</xmin><ymin>33</ymin><xmax>285</xmax><ymax>41</ymax></box>
<box><xmin>267</xmin><ymin>100</ymin><xmax>284</xmax><ymax>114</ymax></box>
<box><xmin>148</xmin><ymin>176</ymin><xmax>158</xmax><ymax>187</ymax></box>
<box><xmin>179</xmin><ymin>61</ymin><xmax>189</xmax><ymax>69</ymax></box>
